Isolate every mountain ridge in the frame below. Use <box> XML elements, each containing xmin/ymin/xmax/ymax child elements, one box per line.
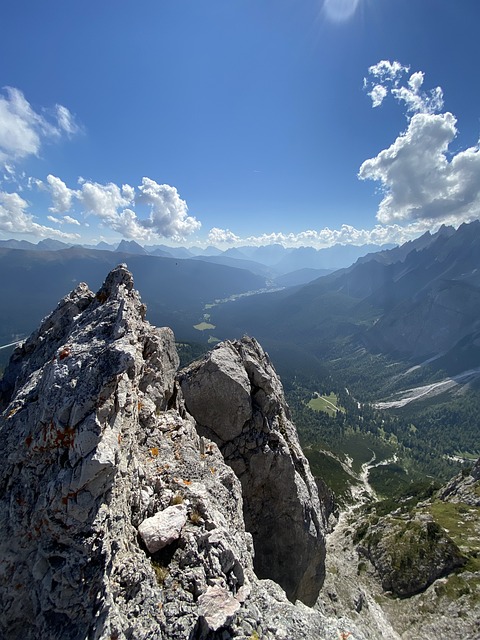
<box><xmin>0</xmin><ymin>265</ymin><xmax>356</xmax><ymax>640</ymax></box>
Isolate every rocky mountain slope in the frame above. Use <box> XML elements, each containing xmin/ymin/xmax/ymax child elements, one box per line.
<box><xmin>320</xmin><ymin>461</ymin><xmax>480</xmax><ymax>639</ymax></box>
<box><xmin>0</xmin><ymin>265</ymin><xmax>361</xmax><ymax>640</ymax></box>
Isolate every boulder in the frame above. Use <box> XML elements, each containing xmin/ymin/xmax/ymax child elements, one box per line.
<box><xmin>138</xmin><ymin>504</ymin><xmax>187</xmax><ymax>553</ymax></box>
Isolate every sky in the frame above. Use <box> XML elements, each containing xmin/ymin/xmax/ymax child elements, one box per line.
<box><xmin>1</xmin><ymin>0</ymin><xmax>480</xmax><ymax>249</ymax></box>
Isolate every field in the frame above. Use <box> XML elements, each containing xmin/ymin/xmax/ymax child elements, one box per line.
<box><xmin>193</xmin><ymin>322</ymin><xmax>216</xmax><ymax>331</ymax></box>
<box><xmin>307</xmin><ymin>392</ymin><xmax>344</xmax><ymax>417</ymax></box>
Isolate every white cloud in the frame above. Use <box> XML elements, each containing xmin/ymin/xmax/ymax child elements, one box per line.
<box><xmin>64</xmin><ymin>215</ymin><xmax>80</xmax><ymax>226</ymax></box>
<box><xmin>367</xmin><ymin>60</ymin><xmax>409</xmax><ymax>84</ymax></box>
<box><xmin>207</xmin><ymin>227</ymin><xmax>241</xmax><ymax>244</ymax></box>
<box><xmin>205</xmin><ymin>222</ymin><xmax>434</xmax><ymax>249</ymax></box>
<box><xmin>0</xmin><ymin>87</ymin><xmax>80</xmax><ymax>166</ymax></box>
<box><xmin>41</xmin><ymin>176</ymin><xmax>199</xmax><ymax>241</ymax></box>
<box><xmin>0</xmin><ymin>189</ymin><xmax>80</xmax><ymax>239</ymax></box>
<box><xmin>360</xmin><ymin>61</ymin><xmax>480</xmax><ymax>227</ymax></box>
<box><xmin>368</xmin><ymin>84</ymin><xmax>388</xmax><ymax>108</ymax></box>
<box><xmin>364</xmin><ymin>61</ymin><xmax>443</xmax><ymax>114</ymax></box>
<box><xmin>136</xmin><ymin>178</ymin><xmax>201</xmax><ymax>240</ymax></box>
<box><xmin>47</xmin><ymin>174</ymin><xmax>76</xmax><ymax>213</ymax></box>
<box><xmin>46</xmin><ymin>212</ymin><xmax>81</xmax><ymax>226</ymax></box>
<box><xmin>80</xmin><ymin>180</ymin><xmax>134</xmax><ymax>221</ymax></box>
<box><xmin>55</xmin><ymin>104</ymin><xmax>80</xmax><ymax>136</ymax></box>
<box><xmin>392</xmin><ymin>75</ymin><xmax>444</xmax><ymax>114</ymax></box>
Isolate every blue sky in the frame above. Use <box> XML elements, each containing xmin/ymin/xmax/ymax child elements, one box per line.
<box><xmin>1</xmin><ymin>0</ymin><xmax>480</xmax><ymax>248</ymax></box>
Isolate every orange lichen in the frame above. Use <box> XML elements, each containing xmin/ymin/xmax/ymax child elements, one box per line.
<box><xmin>58</xmin><ymin>346</ymin><xmax>71</xmax><ymax>360</ymax></box>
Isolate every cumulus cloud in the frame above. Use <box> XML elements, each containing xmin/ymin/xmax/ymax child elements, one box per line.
<box><xmin>360</xmin><ymin>61</ymin><xmax>480</xmax><ymax>226</ymax></box>
<box><xmin>0</xmin><ymin>87</ymin><xmax>80</xmax><ymax>166</ymax></box>
<box><xmin>47</xmin><ymin>174</ymin><xmax>76</xmax><ymax>213</ymax></box>
<box><xmin>39</xmin><ymin>175</ymin><xmax>201</xmax><ymax>241</ymax></box>
<box><xmin>136</xmin><ymin>178</ymin><xmax>201</xmax><ymax>240</ymax></box>
<box><xmin>368</xmin><ymin>60</ymin><xmax>409</xmax><ymax>84</ymax></box>
<box><xmin>368</xmin><ymin>85</ymin><xmax>388</xmax><ymax>108</ymax></box>
<box><xmin>0</xmin><ymin>189</ymin><xmax>80</xmax><ymax>239</ymax></box>
<box><xmin>80</xmin><ymin>180</ymin><xmax>134</xmax><ymax>221</ymax></box>
<box><xmin>207</xmin><ymin>227</ymin><xmax>241</xmax><ymax>244</ymax></box>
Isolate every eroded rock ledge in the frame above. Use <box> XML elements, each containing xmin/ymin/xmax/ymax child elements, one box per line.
<box><xmin>0</xmin><ymin>265</ymin><xmax>359</xmax><ymax>640</ymax></box>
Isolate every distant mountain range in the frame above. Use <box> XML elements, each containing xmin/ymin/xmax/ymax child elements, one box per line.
<box><xmin>0</xmin><ymin>237</ymin><xmax>393</xmax><ymax>282</ymax></box>
<box><xmin>209</xmin><ymin>222</ymin><xmax>480</xmax><ymax>388</ymax></box>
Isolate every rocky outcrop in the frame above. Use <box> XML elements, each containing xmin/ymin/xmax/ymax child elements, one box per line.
<box><xmin>0</xmin><ymin>265</ymin><xmax>357</xmax><ymax>640</ymax></box>
<box><xmin>438</xmin><ymin>457</ymin><xmax>480</xmax><ymax>506</ymax></box>
<box><xmin>357</xmin><ymin>514</ymin><xmax>466</xmax><ymax>597</ymax></box>
<box><xmin>178</xmin><ymin>337</ymin><xmax>327</xmax><ymax>606</ymax></box>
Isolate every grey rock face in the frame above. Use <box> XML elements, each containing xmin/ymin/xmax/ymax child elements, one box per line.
<box><xmin>438</xmin><ymin>458</ymin><xmax>480</xmax><ymax>506</ymax></box>
<box><xmin>0</xmin><ymin>265</ymin><xmax>360</xmax><ymax>640</ymax></box>
<box><xmin>179</xmin><ymin>337</ymin><xmax>327</xmax><ymax>606</ymax></box>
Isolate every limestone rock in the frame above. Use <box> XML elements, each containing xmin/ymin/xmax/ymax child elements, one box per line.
<box><xmin>197</xmin><ymin>584</ymin><xmax>241</xmax><ymax>630</ymax></box>
<box><xmin>179</xmin><ymin>336</ymin><xmax>327</xmax><ymax>606</ymax></box>
<box><xmin>138</xmin><ymin>504</ymin><xmax>188</xmax><ymax>553</ymax></box>
<box><xmin>0</xmin><ymin>265</ymin><xmax>363</xmax><ymax>640</ymax></box>
<box><xmin>438</xmin><ymin>457</ymin><xmax>480</xmax><ymax>506</ymax></box>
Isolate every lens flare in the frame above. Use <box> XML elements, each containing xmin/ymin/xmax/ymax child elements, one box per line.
<box><xmin>323</xmin><ymin>0</ymin><xmax>361</xmax><ymax>22</ymax></box>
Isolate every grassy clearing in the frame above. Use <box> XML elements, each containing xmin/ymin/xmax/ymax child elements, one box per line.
<box><xmin>427</xmin><ymin>500</ymin><xmax>480</xmax><ymax>570</ymax></box>
<box><xmin>423</xmin><ymin>500</ymin><xmax>480</xmax><ymax>604</ymax></box>
<box><xmin>307</xmin><ymin>392</ymin><xmax>344</xmax><ymax>417</ymax></box>
<box><xmin>193</xmin><ymin>322</ymin><xmax>216</xmax><ymax>331</ymax></box>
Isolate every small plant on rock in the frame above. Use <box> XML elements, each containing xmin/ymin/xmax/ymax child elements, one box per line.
<box><xmin>171</xmin><ymin>492</ymin><xmax>184</xmax><ymax>505</ymax></box>
<box><xmin>152</xmin><ymin>560</ymin><xmax>169</xmax><ymax>585</ymax></box>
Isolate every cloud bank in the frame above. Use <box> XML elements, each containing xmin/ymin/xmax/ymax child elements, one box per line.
<box><xmin>360</xmin><ymin>60</ymin><xmax>480</xmax><ymax>226</ymax></box>
<box><xmin>207</xmin><ymin>221</ymin><xmax>435</xmax><ymax>249</ymax></box>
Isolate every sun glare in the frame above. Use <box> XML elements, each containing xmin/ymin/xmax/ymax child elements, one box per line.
<box><xmin>323</xmin><ymin>0</ymin><xmax>361</xmax><ymax>22</ymax></box>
